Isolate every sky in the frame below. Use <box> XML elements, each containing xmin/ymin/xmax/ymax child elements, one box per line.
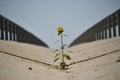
<box><xmin>0</xmin><ymin>0</ymin><xmax>120</xmax><ymax>49</ymax></box>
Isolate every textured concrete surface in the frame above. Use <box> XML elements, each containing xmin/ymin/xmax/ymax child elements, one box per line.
<box><xmin>0</xmin><ymin>37</ymin><xmax>120</xmax><ymax>80</ymax></box>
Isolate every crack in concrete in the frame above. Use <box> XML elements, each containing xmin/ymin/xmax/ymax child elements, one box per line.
<box><xmin>0</xmin><ymin>49</ymin><xmax>120</xmax><ymax>70</ymax></box>
<box><xmin>0</xmin><ymin>50</ymin><xmax>60</xmax><ymax>70</ymax></box>
<box><xmin>68</xmin><ymin>49</ymin><xmax>120</xmax><ymax>66</ymax></box>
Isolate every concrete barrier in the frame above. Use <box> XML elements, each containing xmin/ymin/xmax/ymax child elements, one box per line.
<box><xmin>70</xmin><ymin>9</ymin><xmax>120</xmax><ymax>47</ymax></box>
<box><xmin>0</xmin><ymin>15</ymin><xmax>48</xmax><ymax>47</ymax></box>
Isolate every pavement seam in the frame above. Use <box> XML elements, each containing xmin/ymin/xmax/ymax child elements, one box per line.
<box><xmin>0</xmin><ymin>49</ymin><xmax>120</xmax><ymax>70</ymax></box>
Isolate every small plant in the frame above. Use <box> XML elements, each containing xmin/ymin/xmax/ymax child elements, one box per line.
<box><xmin>53</xmin><ymin>26</ymin><xmax>71</xmax><ymax>69</ymax></box>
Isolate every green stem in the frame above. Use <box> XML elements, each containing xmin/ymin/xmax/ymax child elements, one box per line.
<box><xmin>61</xmin><ymin>33</ymin><xmax>64</xmax><ymax>63</ymax></box>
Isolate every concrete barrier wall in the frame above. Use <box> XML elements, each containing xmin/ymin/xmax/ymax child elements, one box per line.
<box><xmin>70</xmin><ymin>9</ymin><xmax>120</xmax><ymax>47</ymax></box>
<box><xmin>0</xmin><ymin>15</ymin><xmax>48</xmax><ymax>47</ymax></box>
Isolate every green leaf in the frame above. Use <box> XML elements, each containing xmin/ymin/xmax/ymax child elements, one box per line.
<box><xmin>53</xmin><ymin>49</ymin><xmax>58</xmax><ymax>53</ymax></box>
<box><xmin>63</xmin><ymin>34</ymin><xmax>68</xmax><ymax>37</ymax></box>
<box><xmin>58</xmin><ymin>32</ymin><xmax>61</xmax><ymax>36</ymax></box>
<box><xmin>66</xmin><ymin>55</ymin><xmax>71</xmax><ymax>60</ymax></box>
<box><xmin>63</xmin><ymin>54</ymin><xmax>71</xmax><ymax>60</ymax></box>
<box><xmin>54</xmin><ymin>53</ymin><xmax>59</xmax><ymax>58</ymax></box>
<box><xmin>62</xmin><ymin>54</ymin><xmax>67</xmax><ymax>57</ymax></box>
<box><xmin>63</xmin><ymin>44</ymin><xmax>67</xmax><ymax>46</ymax></box>
<box><xmin>60</xmin><ymin>62</ymin><xmax>67</xmax><ymax>66</ymax></box>
<box><xmin>54</xmin><ymin>58</ymin><xmax>59</xmax><ymax>63</ymax></box>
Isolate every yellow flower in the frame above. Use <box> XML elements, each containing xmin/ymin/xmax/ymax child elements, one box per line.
<box><xmin>57</xmin><ymin>26</ymin><xmax>64</xmax><ymax>33</ymax></box>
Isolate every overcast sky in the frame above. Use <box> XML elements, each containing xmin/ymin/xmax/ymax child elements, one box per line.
<box><xmin>0</xmin><ymin>0</ymin><xmax>120</xmax><ymax>49</ymax></box>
